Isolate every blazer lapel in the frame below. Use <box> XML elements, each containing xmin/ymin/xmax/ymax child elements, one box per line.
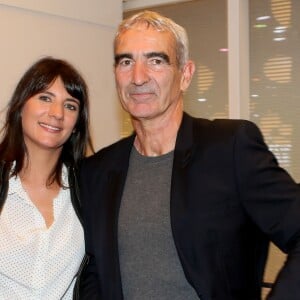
<box><xmin>99</xmin><ymin>135</ymin><xmax>135</xmax><ymax>300</ymax></box>
<box><xmin>171</xmin><ymin>113</ymin><xmax>197</xmax><ymax>231</ymax></box>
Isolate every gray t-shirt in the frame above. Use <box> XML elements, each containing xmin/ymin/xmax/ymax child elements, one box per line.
<box><xmin>118</xmin><ymin>147</ymin><xmax>200</xmax><ymax>299</ymax></box>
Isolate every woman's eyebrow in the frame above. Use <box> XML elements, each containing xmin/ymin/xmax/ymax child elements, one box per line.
<box><xmin>41</xmin><ymin>91</ymin><xmax>79</xmax><ymax>104</ymax></box>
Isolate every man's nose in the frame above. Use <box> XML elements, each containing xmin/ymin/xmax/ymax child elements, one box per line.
<box><xmin>132</xmin><ymin>61</ymin><xmax>150</xmax><ymax>85</ymax></box>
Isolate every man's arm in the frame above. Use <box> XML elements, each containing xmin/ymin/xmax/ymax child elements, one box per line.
<box><xmin>267</xmin><ymin>242</ymin><xmax>300</xmax><ymax>299</ymax></box>
<box><xmin>234</xmin><ymin>120</ymin><xmax>300</xmax><ymax>299</ymax></box>
<box><xmin>76</xmin><ymin>158</ymin><xmax>103</xmax><ymax>299</ymax></box>
<box><xmin>77</xmin><ymin>254</ymin><xmax>101</xmax><ymax>300</ymax></box>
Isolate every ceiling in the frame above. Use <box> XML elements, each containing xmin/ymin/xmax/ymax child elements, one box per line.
<box><xmin>122</xmin><ymin>0</ymin><xmax>193</xmax><ymax>11</ymax></box>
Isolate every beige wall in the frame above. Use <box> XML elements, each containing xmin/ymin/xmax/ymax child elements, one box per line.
<box><xmin>0</xmin><ymin>0</ymin><xmax>122</xmax><ymax>151</ymax></box>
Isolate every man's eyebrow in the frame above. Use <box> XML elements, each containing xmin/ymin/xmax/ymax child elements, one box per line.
<box><xmin>145</xmin><ymin>52</ymin><xmax>170</xmax><ymax>64</ymax></box>
<box><xmin>114</xmin><ymin>53</ymin><xmax>132</xmax><ymax>65</ymax></box>
<box><xmin>115</xmin><ymin>52</ymin><xmax>171</xmax><ymax>65</ymax></box>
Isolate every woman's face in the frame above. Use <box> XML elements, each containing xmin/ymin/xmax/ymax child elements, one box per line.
<box><xmin>21</xmin><ymin>76</ymin><xmax>80</xmax><ymax>154</ymax></box>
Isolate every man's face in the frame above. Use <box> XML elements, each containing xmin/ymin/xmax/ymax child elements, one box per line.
<box><xmin>114</xmin><ymin>24</ymin><xmax>192</xmax><ymax>122</ymax></box>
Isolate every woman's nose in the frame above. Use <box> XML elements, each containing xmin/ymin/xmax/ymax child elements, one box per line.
<box><xmin>48</xmin><ymin>102</ymin><xmax>64</xmax><ymax>120</ymax></box>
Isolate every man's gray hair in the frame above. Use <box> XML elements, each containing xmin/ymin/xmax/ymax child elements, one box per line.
<box><xmin>114</xmin><ymin>10</ymin><xmax>190</xmax><ymax>69</ymax></box>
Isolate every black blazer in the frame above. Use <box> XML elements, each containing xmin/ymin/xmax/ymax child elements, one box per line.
<box><xmin>79</xmin><ymin>113</ymin><xmax>300</xmax><ymax>300</ymax></box>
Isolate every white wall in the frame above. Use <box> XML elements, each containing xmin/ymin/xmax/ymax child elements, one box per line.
<box><xmin>0</xmin><ymin>0</ymin><xmax>122</xmax><ymax>151</ymax></box>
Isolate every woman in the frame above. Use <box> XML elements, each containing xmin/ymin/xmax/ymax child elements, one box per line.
<box><xmin>0</xmin><ymin>57</ymin><xmax>93</xmax><ymax>299</ymax></box>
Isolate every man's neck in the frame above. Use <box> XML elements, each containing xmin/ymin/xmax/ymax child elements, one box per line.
<box><xmin>133</xmin><ymin>110</ymin><xmax>183</xmax><ymax>157</ymax></box>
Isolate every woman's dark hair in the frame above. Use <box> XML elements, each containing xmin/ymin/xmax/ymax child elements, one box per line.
<box><xmin>0</xmin><ymin>56</ymin><xmax>93</xmax><ymax>186</ymax></box>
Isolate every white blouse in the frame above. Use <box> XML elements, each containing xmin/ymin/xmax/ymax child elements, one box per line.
<box><xmin>0</xmin><ymin>166</ymin><xmax>84</xmax><ymax>299</ymax></box>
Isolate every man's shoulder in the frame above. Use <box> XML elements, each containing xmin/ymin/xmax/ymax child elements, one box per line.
<box><xmin>186</xmin><ymin>113</ymin><xmax>258</xmax><ymax>132</ymax></box>
<box><xmin>187</xmin><ymin>114</ymin><xmax>250</xmax><ymax>127</ymax></box>
<box><xmin>182</xmin><ymin>113</ymin><xmax>261</xmax><ymax>143</ymax></box>
<box><xmin>83</xmin><ymin>135</ymin><xmax>134</xmax><ymax>166</ymax></box>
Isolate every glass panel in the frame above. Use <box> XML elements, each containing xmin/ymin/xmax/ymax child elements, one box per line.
<box><xmin>122</xmin><ymin>0</ymin><xmax>228</xmax><ymax>136</ymax></box>
<box><xmin>250</xmin><ymin>0</ymin><xmax>300</xmax><ymax>180</ymax></box>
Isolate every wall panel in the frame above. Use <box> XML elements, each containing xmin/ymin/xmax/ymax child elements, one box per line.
<box><xmin>0</xmin><ymin>1</ymin><xmax>122</xmax><ymax>150</ymax></box>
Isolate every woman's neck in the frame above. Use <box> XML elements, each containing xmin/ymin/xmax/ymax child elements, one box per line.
<box><xmin>20</xmin><ymin>150</ymin><xmax>60</xmax><ymax>184</ymax></box>
<box><xmin>18</xmin><ymin>150</ymin><xmax>62</xmax><ymax>228</ymax></box>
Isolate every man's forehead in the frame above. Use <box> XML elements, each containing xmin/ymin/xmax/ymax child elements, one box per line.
<box><xmin>116</xmin><ymin>27</ymin><xmax>175</xmax><ymax>50</ymax></box>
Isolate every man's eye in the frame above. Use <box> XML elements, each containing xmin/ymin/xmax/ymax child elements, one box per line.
<box><xmin>119</xmin><ymin>59</ymin><xmax>133</xmax><ymax>66</ymax></box>
<box><xmin>149</xmin><ymin>58</ymin><xmax>165</xmax><ymax>65</ymax></box>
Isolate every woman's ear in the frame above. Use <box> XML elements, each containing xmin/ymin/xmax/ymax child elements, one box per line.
<box><xmin>180</xmin><ymin>60</ymin><xmax>195</xmax><ymax>92</ymax></box>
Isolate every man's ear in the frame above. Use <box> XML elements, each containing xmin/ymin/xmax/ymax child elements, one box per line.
<box><xmin>180</xmin><ymin>60</ymin><xmax>195</xmax><ymax>92</ymax></box>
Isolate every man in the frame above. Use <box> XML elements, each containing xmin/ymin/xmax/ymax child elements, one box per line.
<box><xmin>78</xmin><ymin>11</ymin><xmax>300</xmax><ymax>299</ymax></box>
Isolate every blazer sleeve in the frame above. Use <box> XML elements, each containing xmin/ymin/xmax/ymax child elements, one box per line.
<box><xmin>234</xmin><ymin>120</ymin><xmax>300</xmax><ymax>299</ymax></box>
<box><xmin>77</xmin><ymin>254</ymin><xmax>101</xmax><ymax>300</ymax></box>
<box><xmin>77</xmin><ymin>158</ymin><xmax>102</xmax><ymax>299</ymax></box>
